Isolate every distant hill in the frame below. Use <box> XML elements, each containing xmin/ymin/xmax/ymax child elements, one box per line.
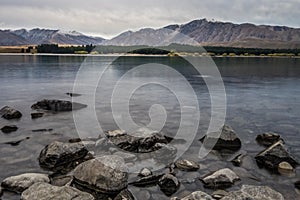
<box><xmin>104</xmin><ymin>19</ymin><xmax>300</xmax><ymax>49</ymax></box>
<box><xmin>0</xmin><ymin>28</ymin><xmax>105</xmax><ymax>46</ymax></box>
<box><xmin>1</xmin><ymin>19</ymin><xmax>300</xmax><ymax>48</ymax></box>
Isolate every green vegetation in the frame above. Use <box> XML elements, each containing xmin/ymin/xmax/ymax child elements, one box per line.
<box><xmin>36</xmin><ymin>44</ymin><xmax>95</xmax><ymax>54</ymax></box>
<box><xmin>128</xmin><ymin>48</ymin><xmax>170</xmax><ymax>55</ymax></box>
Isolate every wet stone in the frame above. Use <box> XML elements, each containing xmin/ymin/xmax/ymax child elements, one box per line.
<box><xmin>256</xmin><ymin>132</ymin><xmax>283</xmax><ymax>147</ymax></box>
<box><xmin>1</xmin><ymin>125</ymin><xmax>18</xmax><ymax>133</ymax></box>
<box><xmin>174</xmin><ymin>159</ymin><xmax>200</xmax><ymax>171</ymax></box>
<box><xmin>0</xmin><ymin>106</ymin><xmax>22</xmax><ymax>119</ymax></box>
<box><xmin>114</xmin><ymin>189</ymin><xmax>135</xmax><ymax>200</ymax></box>
<box><xmin>138</xmin><ymin>168</ymin><xmax>152</xmax><ymax>177</ymax></box>
<box><xmin>31</xmin><ymin>112</ymin><xmax>44</xmax><ymax>119</ymax></box>
<box><xmin>31</xmin><ymin>99</ymin><xmax>87</xmax><ymax>112</ymax></box>
<box><xmin>158</xmin><ymin>173</ymin><xmax>180</xmax><ymax>196</ymax></box>
<box><xmin>201</xmin><ymin>168</ymin><xmax>240</xmax><ymax>189</ymax></box>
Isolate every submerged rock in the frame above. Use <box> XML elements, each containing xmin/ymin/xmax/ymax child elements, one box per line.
<box><xmin>158</xmin><ymin>174</ymin><xmax>180</xmax><ymax>196</ymax></box>
<box><xmin>31</xmin><ymin>99</ymin><xmax>87</xmax><ymax>112</ymax></box>
<box><xmin>66</xmin><ymin>92</ymin><xmax>81</xmax><ymax>97</ymax></box>
<box><xmin>21</xmin><ymin>182</ymin><xmax>94</xmax><ymax>200</ymax></box>
<box><xmin>114</xmin><ymin>189</ymin><xmax>135</xmax><ymax>200</ymax></box>
<box><xmin>1</xmin><ymin>173</ymin><xmax>50</xmax><ymax>193</ymax></box>
<box><xmin>255</xmin><ymin>140</ymin><xmax>298</xmax><ymax>171</ymax></box>
<box><xmin>256</xmin><ymin>132</ymin><xmax>283</xmax><ymax>147</ymax></box>
<box><xmin>174</xmin><ymin>159</ymin><xmax>200</xmax><ymax>171</ymax></box>
<box><xmin>73</xmin><ymin>156</ymin><xmax>128</xmax><ymax>195</ymax></box>
<box><xmin>130</xmin><ymin>174</ymin><xmax>163</xmax><ymax>187</ymax></box>
<box><xmin>221</xmin><ymin>185</ymin><xmax>284</xmax><ymax>200</ymax></box>
<box><xmin>201</xmin><ymin>168</ymin><xmax>240</xmax><ymax>189</ymax></box>
<box><xmin>4</xmin><ymin>136</ymin><xmax>30</xmax><ymax>146</ymax></box>
<box><xmin>295</xmin><ymin>180</ymin><xmax>300</xmax><ymax>190</ymax></box>
<box><xmin>231</xmin><ymin>153</ymin><xmax>246</xmax><ymax>167</ymax></box>
<box><xmin>278</xmin><ymin>161</ymin><xmax>294</xmax><ymax>174</ymax></box>
<box><xmin>31</xmin><ymin>112</ymin><xmax>44</xmax><ymax>119</ymax></box>
<box><xmin>39</xmin><ymin>141</ymin><xmax>88</xmax><ymax>172</ymax></box>
<box><xmin>1</xmin><ymin>125</ymin><xmax>18</xmax><ymax>133</ymax></box>
<box><xmin>200</xmin><ymin>125</ymin><xmax>241</xmax><ymax>151</ymax></box>
<box><xmin>138</xmin><ymin>168</ymin><xmax>152</xmax><ymax>177</ymax></box>
<box><xmin>0</xmin><ymin>106</ymin><xmax>22</xmax><ymax>119</ymax></box>
<box><xmin>212</xmin><ymin>190</ymin><xmax>229</xmax><ymax>199</ymax></box>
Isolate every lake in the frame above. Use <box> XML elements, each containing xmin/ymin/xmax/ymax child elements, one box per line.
<box><xmin>0</xmin><ymin>55</ymin><xmax>300</xmax><ymax>199</ymax></box>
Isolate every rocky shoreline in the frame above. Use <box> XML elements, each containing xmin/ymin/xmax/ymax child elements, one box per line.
<box><xmin>1</xmin><ymin>100</ymin><xmax>300</xmax><ymax>199</ymax></box>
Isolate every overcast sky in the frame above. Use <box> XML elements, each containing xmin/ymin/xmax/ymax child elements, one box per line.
<box><xmin>0</xmin><ymin>0</ymin><xmax>299</xmax><ymax>38</ymax></box>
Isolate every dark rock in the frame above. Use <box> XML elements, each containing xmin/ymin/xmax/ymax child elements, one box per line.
<box><xmin>66</xmin><ymin>92</ymin><xmax>82</xmax><ymax>97</ymax></box>
<box><xmin>256</xmin><ymin>132</ymin><xmax>283</xmax><ymax>147</ymax></box>
<box><xmin>158</xmin><ymin>174</ymin><xmax>180</xmax><ymax>196</ymax></box>
<box><xmin>221</xmin><ymin>185</ymin><xmax>284</xmax><ymax>200</ymax></box>
<box><xmin>1</xmin><ymin>173</ymin><xmax>50</xmax><ymax>193</ymax></box>
<box><xmin>0</xmin><ymin>106</ymin><xmax>22</xmax><ymax>119</ymax></box>
<box><xmin>200</xmin><ymin>125</ymin><xmax>241</xmax><ymax>151</ymax></box>
<box><xmin>255</xmin><ymin>140</ymin><xmax>298</xmax><ymax>171</ymax></box>
<box><xmin>108</xmin><ymin>127</ymin><xmax>169</xmax><ymax>153</ymax></box>
<box><xmin>138</xmin><ymin>168</ymin><xmax>152</xmax><ymax>177</ymax></box>
<box><xmin>69</xmin><ymin>138</ymin><xmax>82</xmax><ymax>143</ymax></box>
<box><xmin>174</xmin><ymin>159</ymin><xmax>200</xmax><ymax>171</ymax></box>
<box><xmin>0</xmin><ymin>186</ymin><xmax>2</xmax><ymax>196</ymax></box>
<box><xmin>114</xmin><ymin>189</ymin><xmax>135</xmax><ymax>200</ymax></box>
<box><xmin>231</xmin><ymin>154</ymin><xmax>246</xmax><ymax>167</ymax></box>
<box><xmin>1</xmin><ymin>125</ymin><xmax>18</xmax><ymax>133</ymax></box>
<box><xmin>32</xmin><ymin>128</ymin><xmax>53</xmax><ymax>132</ymax></box>
<box><xmin>201</xmin><ymin>168</ymin><xmax>240</xmax><ymax>189</ymax></box>
<box><xmin>21</xmin><ymin>182</ymin><xmax>94</xmax><ymax>200</ymax></box>
<box><xmin>73</xmin><ymin>156</ymin><xmax>128</xmax><ymax>195</ymax></box>
<box><xmin>31</xmin><ymin>99</ymin><xmax>87</xmax><ymax>112</ymax></box>
<box><xmin>39</xmin><ymin>141</ymin><xmax>89</xmax><ymax>172</ymax></box>
<box><xmin>4</xmin><ymin>137</ymin><xmax>30</xmax><ymax>146</ymax></box>
<box><xmin>295</xmin><ymin>180</ymin><xmax>300</xmax><ymax>190</ymax></box>
<box><xmin>31</xmin><ymin>112</ymin><xmax>44</xmax><ymax>119</ymax></box>
<box><xmin>130</xmin><ymin>174</ymin><xmax>163</xmax><ymax>187</ymax></box>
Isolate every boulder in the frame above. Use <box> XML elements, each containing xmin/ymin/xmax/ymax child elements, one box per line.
<box><xmin>256</xmin><ymin>132</ymin><xmax>283</xmax><ymax>147</ymax></box>
<box><xmin>1</xmin><ymin>173</ymin><xmax>49</xmax><ymax>193</ymax></box>
<box><xmin>178</xmin><ymin>191</ymin><xmax>213</xmax><ymax>200</ymax></box>
<box><xmin>73</xmin><ymin>156</ymin><xmax>128</xmax><ymax>195</ymax></box>
<box><xmin>39</xmin><ymin>141</ymin><xmax>88</xmax><ymax>172</ymax></box>
<box><xmin>200</xmin><ymin>125</ymin><xmax>241</xmax><ymax>151</ymax></box>
<box><xmin>31</xmin><ymin>112</ymin><xmax>44</xmax><ymax>119</ymax></box>
<box><xmin>0</xmin><ymin>106</ymin><xmax>22</xmax><ymax>119</ymax></box>
<box><xmin>1</xmin><ymin>125</ymin><xmax>18</xmax><ymax>133</ymax></box>
<box><xmin>221</xmin><ymin>185</ymin><xmax>284</xmax><ymax>200</ymax></box>
<box><xmin>201</xmin><ymin>168</ymin><xmax>240</xmax><ymax>189</ymax></box>
<box><xmin>21</xmin><ymin>182</ymin><xmax>94</xmax><ymax>200</ymax></box>
<box><xmin>50</xmin><ymin>175</ymin><xmax>73</xmax><ymax>186</ymax></box>
<box><xmin>255</xmin><ymin>141</ymin><xmax>298</xmax><ymax>171</ymax></box>
<box><xmin>158</xmin><ymin>174</ymin><xmax>180</xmax><ymax>196</ymax></box>
<box><xmin>130</xmin><ymin>174</ymin><xmax>163</xmax><ymax>187</ymax></box>
<box><xmin>174</xmin><ymin>159</ymin><xmax>200</xmax><ymax>171</ymax></box>
<box><xmin>31</xmin><ymin>99</ymin><xmax>87</xmax><ymax>112</ymax></box>
<box><xmin>108</xmin><ymin>128</ymin><xmax>169</xmax><ymax>153</ymax></box>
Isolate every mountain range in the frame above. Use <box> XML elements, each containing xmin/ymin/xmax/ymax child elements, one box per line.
<box><xmin>1</xmin><ymin>19</ymin><xmax>300</xmax><ymax>49</ymax></box>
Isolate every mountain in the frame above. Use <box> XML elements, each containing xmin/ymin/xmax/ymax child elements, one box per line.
<box><xmin>1</xmin><ymin>19</ymin><xmax>300</xmax><ymax>48</ymax></box>
<box><xmin>0</xmin><ymin>28</ymin><xmax>105</xmax><ymax>46</ymax></box>
<box><xmin>104</xmin><ymin>19</ymin><xmax>300</xmax><ymax>49</ymax></box>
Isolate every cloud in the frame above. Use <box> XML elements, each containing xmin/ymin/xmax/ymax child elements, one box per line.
<box><xmin>0</xmin><ymin>0</ymin><xmax>299</xmax><ymax>38</ymax></box>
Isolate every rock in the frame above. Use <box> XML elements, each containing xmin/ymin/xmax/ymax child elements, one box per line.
<box><xmin>66</xmin><ymin>92</ymin><xmax>81</xmax><ymax>97</ymax></box>
<box><xmin>212</xmin><ymin>190</ymin><xmax>229</xmax><ymax>199</ymax></box>
<box><xmin>231</xmin><ymin>154</ymin><xmax>245</xmax><ymax>167</ymax></box>
<box><xmin>0</xmin><ymin>106</ymin><xmax>22</xmax><ymax>119</ymax></box>
<box><xmin>175</xmin><ymin>159</ymin><xmax>200</xmax><ymax>171</ymax></box>
<box><xmin>31</xmin><ymin>99</ymin><xmax>87</xmax><ymax>112</ymax></box>
<box><xmin>295</xmin><ymin>180</ymin><xmax>300</xmax><ymax>190</ymax></box>
<box><xmin>200</xmin><ymin>125</ymin><xmax>241</xmax><ymax>151</ymax></box>
<box><xmin>39</xmin><ymin>141</ymin><xmax>88</xmax><ymax>172</ymax></box>
<box><xmin>255</xmin><ymin>141</ymin><xmax>298</xmax><ymax>171</ymax></box>
<box><xmin>278</xmin><ymin>161</ymin><xmax>294</xmax><ymax>174</ymax></box>
<box><xmin>130</xmin><ymin>174</ymin><xmax>163</xmax><ymax>187</ymax></box>
<box><xmin>138</xmin><ymin>168</ymin><xmax>152</xmax><ymax>177</ymax></box>
<box><xmin>256</xmin><ymin>132</ymin><xmax>283</xmax><ymax>147</ymax></box>
<box><xmin>31</xmin><ymin>112</ymin><xmax>44</xmax><ymax>119</ymax></box>
<box><xmin>158</xmin><ymin>173</ymin><xmax>180</xmax><ymax>196</ymax></box>
<box><xmin>0</xmin><ymin>186</ymin><xmax>2</xmax><ymax>196</ymax></box>
<box><xmin>114</xmin><ymin>189</ymin><xmax>135</xmax><ymax>200</ymax></box>
<box><xmin>1</xmin><ymin>125</ymin><xmax>18</xmax><ymax>133</ymax></box>
<box><xmin>50</xmin><ymin>175</ymin><xmax>73</xmax><ymax>186</ymax></box>
<box><xmin>113</xmin><ymin>151</ymin><xmax>137</xmax><ymax>162</ymax></box>
<box><xmin>21</xmin><ymin>182</ymin><xmax>94</xmax><ymax>200</ymax></box>
<box><xmin>221</xmin><ymin>185</ymin><xmax>284</xmax><ymax>200</ymax></box>
<box><xmin>201</xmin><ymin>168</ymin><xmax>240</xmax><ymax>189</ymax></box>
<box><xmin>178</xmin><ymin>191</ymin><xmax>213</xmax><ymax>200</ymax></box>
<box><xmin>1</xmin><ymin>173</ymin><xmax>49</xmax><ymax>193</ymax></box>
<box><xmin>108</xmin><ymin>127</ymin><xmax>169</xmax><ymax>153</ymax></box>
<box><xmin>32</xmin><ymin>128</ymin><xmax>53</xmax><ymax>132</ymax></box>
<box><xmin>4</xmin><ymin>136</ymin><xmax>30</xmax><ymax>146</ymax></box>
<box><xmin>73</xmin><ymin>156</ymin><xmax>128</xmax><ymax>194</ymax></box>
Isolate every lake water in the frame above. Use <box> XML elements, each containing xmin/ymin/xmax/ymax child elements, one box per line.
<box><xmin>0</xmin><ymin>55</ymin><xmax>300</xmax><ymax>199</ymax></box>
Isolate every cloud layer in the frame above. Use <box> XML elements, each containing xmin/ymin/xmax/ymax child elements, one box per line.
<box><xmin>1</xmin><ymin>0</ymin><xmax>299</xmax><ymax>38</ymax></box>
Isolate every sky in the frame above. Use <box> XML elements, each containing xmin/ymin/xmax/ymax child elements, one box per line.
<box><xmin>0</xmin><ymin>0</ymin><xmax>299</xmax><ymax>39</ymax></box>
